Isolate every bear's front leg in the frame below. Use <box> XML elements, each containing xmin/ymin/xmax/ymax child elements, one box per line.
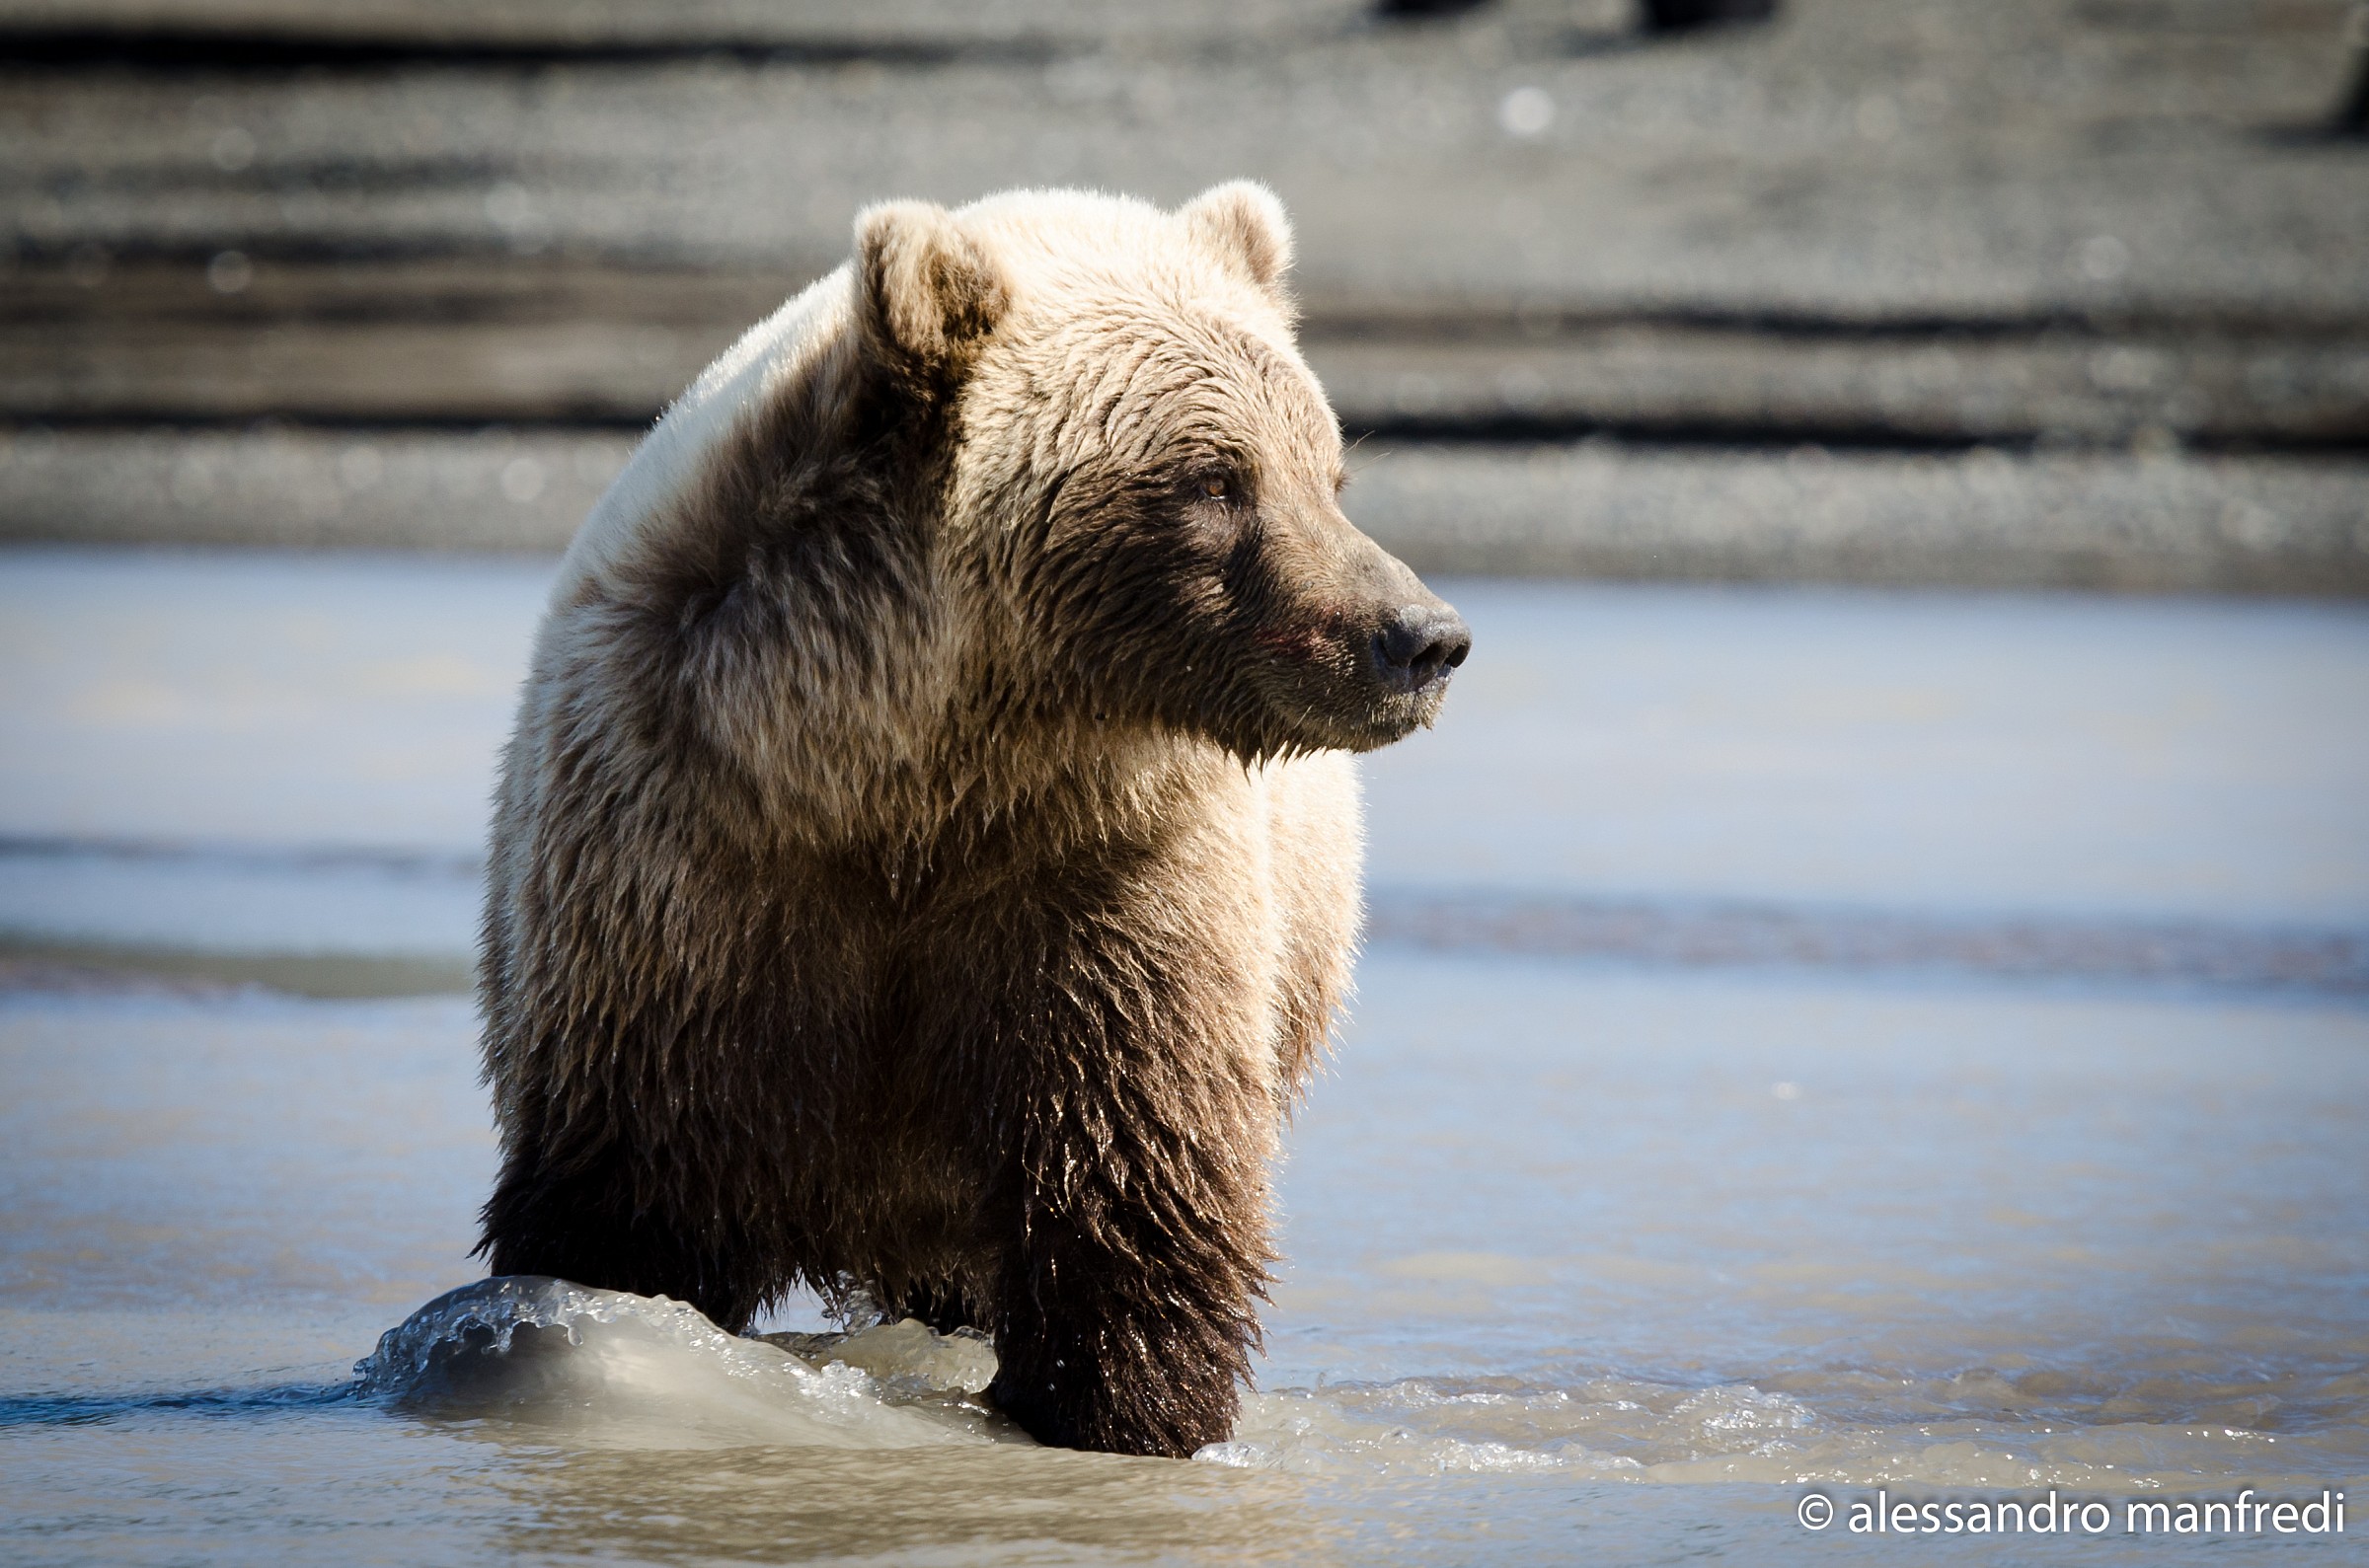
<box><xmin>962</xmin><ymin>906</ymin><xmax>1283</xmax><ymax>1456</ymax></box>
<box><xmin>987</xmin><ymin>1137</ymin><xmax>1269</xmax><ymax>1457</ymax></box>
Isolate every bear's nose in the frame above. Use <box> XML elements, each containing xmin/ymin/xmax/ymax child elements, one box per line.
<box><xmin>1371</xmin><ymin>603</ymin><xmax>1472</xmax><ymax>695</ymax></box>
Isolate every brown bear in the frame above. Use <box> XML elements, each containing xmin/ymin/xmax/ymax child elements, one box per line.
<box><xmin>476</xmin><ymin>183</ymin><xmax>1470</xmax><ymax>1457</ymax></box>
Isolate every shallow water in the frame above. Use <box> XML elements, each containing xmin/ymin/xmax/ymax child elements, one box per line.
<box><xmin>2</xmin><ymin>967</ymin><xmax>2364</xmax><ymax>1561</ymax></box>
<box><xmin>3</xmin><ymin>552</ymin><xmax>2366</xmax><ymax>1562</ymax></box>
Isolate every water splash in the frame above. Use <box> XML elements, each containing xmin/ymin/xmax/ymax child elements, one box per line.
<box><xmin>354</xmin><ymin>1278</ymin><xmax>1011</xmax><ymax>1451</ymax></box>
<box><xmin>353</xmin><ymin>1284</ymin><xmax>1823</xmax><ymax>1478</ymax></box>
<box><xmin>342</xmin><ymin>1282</ymin><xmax>2361</xmax><ymax>1489</ymax></box>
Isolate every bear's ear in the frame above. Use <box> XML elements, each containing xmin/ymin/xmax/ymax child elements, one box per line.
<box><xmin>854</xmin><ymin>200</ymin><xmax>1009</xmax><ymax>394</ymax></box>
<box><xmin>1179</xmin><ymin>181</ymin><xmax>1294</xmax><ymax>302</ymax></box>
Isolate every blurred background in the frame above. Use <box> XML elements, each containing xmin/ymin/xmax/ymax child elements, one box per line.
<box><xmin>3</xmin><ymin>0</ymin><xmax>2367</xmax><ymax>585</ymax></box>
<box><xmin>4</xmin><ymin>0</ymin><xmax>2366</xmax><ymax>985</ymax></box>
<box><xmin>3</xmin><ymin>5</ymin><xmax>2368</xmax><ymax>1563</ymax></box>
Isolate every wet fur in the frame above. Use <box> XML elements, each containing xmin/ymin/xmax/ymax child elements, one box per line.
<box><xmin>477</xmin><ymin>185</ymin><xmax>1446</xmax><ymax>1457</ymax></box>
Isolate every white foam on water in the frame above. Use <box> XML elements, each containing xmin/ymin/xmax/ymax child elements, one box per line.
<box><xmin>349</xmin><ymin>1284</ymin><xmax>2363</xmax><ymax>1489</ymax></box>
<box><xmin>799</xmin><ymin>1315</ymin><xmax>1000</xmax><ymax>1399</ymax></box>
<box><xmin>1206</xmin><ymin>1378</ymin><xmax>1701</xmax><ymax>1478</ymax></box>
<box><xmin>1233</xmin><ymin>1377</ymin><xmax>1811</xmax><ymax>1478</ymax></box>
<box><xmin>357</xmin><ymin>1284</ymin><xmax>1853</xmax><ymax>1481</ymax></box>
<box><xmin>1202</xmin><ymin>1375</ymin><xmax>2364</xmax><ymax>1492</ymax></box>
<box><xmin>1198</xmin><ymin>1405</ymin><xmax>1637</xmax><ymax>1478</ymax></box>
<box><xmin>353</xmin><ymin>1278</ymin><xmax>1012</xmax><ymax>1452</ymax></box>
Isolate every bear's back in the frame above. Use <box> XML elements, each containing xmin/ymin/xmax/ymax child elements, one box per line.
<box><xmin>553</xmin><ymin>263</ymin><xmax>859</xmax><ymax>613</ymax></box>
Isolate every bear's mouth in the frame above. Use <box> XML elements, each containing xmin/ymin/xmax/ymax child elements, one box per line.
<box><xmin>1347</xmin><ymin>678</ymin><xmax>1457</xmax><ymax>748</ymax></box>
<box><xmin>1247</xmin><ymin>615</ymin><xmax>1467</xmax><ymax>753</ymax></box>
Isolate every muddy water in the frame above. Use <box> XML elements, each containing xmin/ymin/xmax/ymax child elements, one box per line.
<box><xmin>2</xmin><ymin>552</ymin><xmax>2366</xmax><ymax>1563</ymax></box>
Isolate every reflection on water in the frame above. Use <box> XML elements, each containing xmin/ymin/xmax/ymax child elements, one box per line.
<box><xmin>3</xmin><ymin>956</ymin><xmax>2363</xmax><ymax>1563</ymax></box>
<box><xmin>475</xmin><ymin>1444</ymin><xmax>1332</xmax><ymax>1567</ymax></box>
<box><xmin>351</xmin><ymin>1282</ymin><xmax>1335</xmax><ymax>1563</ymax></box>
<box><xmin>2</xmin><ymin>561</ymin><xmax>2364</xmax><ymax>1563</ymax></box>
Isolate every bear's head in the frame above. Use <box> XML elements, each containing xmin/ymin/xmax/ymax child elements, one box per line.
<box><xmin>854</xmin><ymin>184</ymin><xmax>1469</xmax><ymax>761</ymax></box>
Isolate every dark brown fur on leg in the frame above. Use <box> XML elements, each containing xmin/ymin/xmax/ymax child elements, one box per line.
<box><xmin>989</xmin><ymin>1253</ymin><xmax>1254</xmax><ymax>1456</ymax></box>
<box><xmin>924</xmin><ymin>853</ymin><xmax>1277</xmax><ymax>1457</ymax></box>
<box><xmin>477</xmin><ymin>1138</ymin><xmax>778</xmax><ymax>1335</ymax></box>
<box><xmin>986</xmin><ymin>1159</ymin><xmax>1263</xmax><ymax>1456</ymax></box>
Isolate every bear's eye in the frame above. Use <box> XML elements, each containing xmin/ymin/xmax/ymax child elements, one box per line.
<box><xmin>1178</xmin><ymin>466</ymin><xmax>1248</xmax><ymax>523</ymax></box>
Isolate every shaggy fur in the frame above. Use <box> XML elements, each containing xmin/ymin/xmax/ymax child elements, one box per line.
<box><xmin>477</xmin><ymin>183</ymin><xmax>1468</xmax><ymax>1457</ymax></box>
